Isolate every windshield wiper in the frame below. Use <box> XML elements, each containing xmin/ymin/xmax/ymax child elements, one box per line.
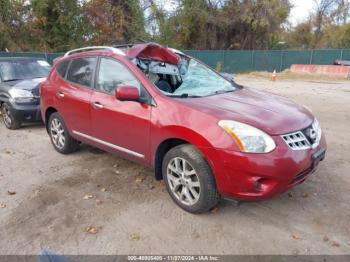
<box><xmin>168</xmin><ymin>93</ymin><xmax>201</xmax><ymax>98</ymax></box>
<box><xmin>211</xmin><ymin>89</ymin><xmax>235</xmax><ymax>95</ymax></box>
<box><xmin>2</xmin><ymin>78</ymin><xmax>23</xmax><ymax>82</ymax></box>
<box><xmin>32</xmin><ymin>77</ymin><xmax>45</xmax><ymax>79</ymax></box>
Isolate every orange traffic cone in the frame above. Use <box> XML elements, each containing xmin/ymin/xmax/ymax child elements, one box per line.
<box><xmin>271</xmin><ymin>70</ymin><xmax>277</xmax><ymax>81</ymax></box>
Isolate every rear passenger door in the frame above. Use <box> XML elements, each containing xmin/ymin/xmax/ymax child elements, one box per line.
<box><xmin>89</xmin><ymin>57</ymin><xmax>152</xmax><ymax>163</ymax></box>
<box><xmin>56</xmin><ymin>57</ymin><xmax>97</xmax><ymax>135</ymax></box>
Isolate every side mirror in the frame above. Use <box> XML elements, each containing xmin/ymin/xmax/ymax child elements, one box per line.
<box><xmin>115</xmin><ymin>86</ymin><xmax>140</xmax><ymax>102</ymax></box>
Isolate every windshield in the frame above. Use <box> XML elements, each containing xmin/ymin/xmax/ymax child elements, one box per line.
<box><xmin>0</xmin><ymin>60</ymin><xmax>51</xmax><ymax>82</ymax></box>
<box><xmin>171</xmin><ymin>58</ymin><xmax>237</xmax><ymax>97</ymax></box>
<box><xmin>135</xmin><ymin>54</ymin><xmax>238</xmax><ymax>98</ymax></box>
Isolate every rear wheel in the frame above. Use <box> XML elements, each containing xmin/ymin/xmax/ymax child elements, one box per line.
<box><xmin>1</xmin><ymin>103</ymin><xmax>21</xmax><ymax>130</ymax></box>
<box><xmin>162</xmin><ymin>144</ymin><xmax>219</xmax><ymax>214</ymax></box>
<box><xmin>48</xmin><ymin>112</ymin><xmax>79</xmax><ymax>154</ymax></box>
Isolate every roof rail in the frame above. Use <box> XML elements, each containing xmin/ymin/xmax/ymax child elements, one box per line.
<box><xmin>64</xmin><ymin>46</ymin><xmax>125</xmax><ymax>57</ymax></box>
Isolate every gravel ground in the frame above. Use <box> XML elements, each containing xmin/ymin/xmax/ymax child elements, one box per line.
<box><xmin>0</xmin><ymin>75</ymin><xmax>349</xmax><ymax>255</ymax></box>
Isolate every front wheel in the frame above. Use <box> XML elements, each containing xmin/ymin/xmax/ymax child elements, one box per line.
<box><xmin>1</xmin><ymin>103</ymin><xmax>21</xmax><ymax>130</ymax></box>
<box><xmin>48</xmin><ymin>112</ymin><xmax>79</xmax><ymax>154</ymax></box>
<box><xmin>162</xmin><ymin>144</ymin><xmax>220</xmax><ymax>214</ymax></box>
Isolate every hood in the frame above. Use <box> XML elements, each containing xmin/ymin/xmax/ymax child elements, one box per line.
<box><xmin>181</xmin><ymin>87</ymin><xmax>314</xmax><ymax>135</ymax></box>
<box><xmin>8</xmin><ymin>78</ymin><xmax>46</xmax><ymax>96</ymax></box>
<box><xmin>7</xmin><ymin>78</ymin><xmax>45</xmax><ymax>89</ymax></box>
<box><xmin>125</xmin><ymin>43</ymin><xmax>180</xmax><ymax>65</ymax></box>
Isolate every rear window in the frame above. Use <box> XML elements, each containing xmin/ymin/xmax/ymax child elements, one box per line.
<box><xmin>66</xmin><ymin>57</ymin><xmax>97</xmax><ymax>87</ymax></box>
<box><xmin>56</xmin><ymin>60</ymin><xmax>70</xmax><ymax>78</ymax></box>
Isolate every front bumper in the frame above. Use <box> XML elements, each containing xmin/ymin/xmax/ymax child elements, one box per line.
<box><xmin>8</xmin><ymin>101</ymin><xmax>42</xmax><ymax>123</ymax></box>
<box><xmin>203</xmin><ymin>133</ymin><xmax>327</xmax><ymax>201</ymax></box>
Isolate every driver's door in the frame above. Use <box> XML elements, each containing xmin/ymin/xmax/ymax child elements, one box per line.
<box><xmin>89</xmin><ymin>57</ymin><xmax>152</xmax><ymax>163</ymax></box>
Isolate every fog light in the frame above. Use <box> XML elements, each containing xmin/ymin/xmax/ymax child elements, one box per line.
<box><xmin>254</xmin><ymin>178</ymin><xmax>274</xmax><ymax>192</ymax></box>
<box><xmin>254</xmin><ymin>179</ymin><xmax>263</xmax><ymax>191</ymax></box>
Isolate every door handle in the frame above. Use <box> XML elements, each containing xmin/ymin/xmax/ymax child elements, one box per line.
<box><xmin>92</xmin><ymin>102</ymin><xmax>104</xmax><ymax>109</ymax></box>
<box><xmin>56</xmin><ymin>91</ymin><xmax>65</xmax><ymax>98</ymax></box>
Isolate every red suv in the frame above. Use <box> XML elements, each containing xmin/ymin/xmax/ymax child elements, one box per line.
<box><xmin>40</xmin><ymin>43</ymin><xmax>326</xmax><ymax>213</ymax></box>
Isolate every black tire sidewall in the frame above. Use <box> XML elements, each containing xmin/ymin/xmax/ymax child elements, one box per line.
<box><xmin>162</xmin><ymin>144</ymin><xmax>219</xmax><ymax>213</ymax></box>
<box><xmin>1</xmin><ymin>103</ymin><xmax>21</xmax><ymax>130</ymax></box>
<box><xmin>48</xmin><ymin>112</ymin><xmax>77</xmax><ymax>154</ymax></box>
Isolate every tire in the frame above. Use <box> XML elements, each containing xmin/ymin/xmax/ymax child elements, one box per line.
<box><xmin>1</xmin><ymin>103</ymin><xmax>21</xmax><ymax>130</ymax></box>
<box><xmin>48</xmin><ymin>112</ymin><xmax>79</xmax><ymax>154</ymax></box>
<box><xmin>162</xmin><ymin>144</ymin><xmax>220</xmax><ymax>214</ymax></box>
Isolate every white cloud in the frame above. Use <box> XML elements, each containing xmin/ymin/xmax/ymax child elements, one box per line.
<box><xmin>289</xmin><ymin>0</ymin><xmax>315</xmax><ymax>26</ymax></box>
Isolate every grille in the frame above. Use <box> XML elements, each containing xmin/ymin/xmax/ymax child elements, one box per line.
<box><xmin>281</xmin><ymin>119</ymin><xmax>322</xmax><ymax>150</ymax></box>
<box><xmin>281</xmin><ymin>131</ymin><xmax>311</xmax><ymax>150</ymax></box>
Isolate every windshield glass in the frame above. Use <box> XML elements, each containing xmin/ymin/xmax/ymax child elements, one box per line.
<box><xmin>0</xmin><ymin>59</ymin><xmax>51</xmax><ymax>82</ymax></box>
<box><xmin>171</xmin><ymin>58</ymin><xmax>237</xmax><ymax>97</ymax></box>
<box><xmin>134</xmin><ymin>54</ymin><xmax>238</xmax><ymax>98</ymax></box>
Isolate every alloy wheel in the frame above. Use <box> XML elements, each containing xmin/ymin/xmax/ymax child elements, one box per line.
<box><xmin>2</xmin><ymin>105</ymin><xmax>12</xmax><ymax>128</ymax></box>
<box><xmin>167</xmin><ymin>157</ymin><xmax>200</xmax><ymax>206</ymax></box>
<box><xmin>50</xmin><ymin>118</ymin><xmax>66</xmax><ymax>149</ymax></box>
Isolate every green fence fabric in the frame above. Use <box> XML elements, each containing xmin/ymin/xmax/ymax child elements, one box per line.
<box><xmin>283</xmin><ymin>50</ymin><xmax>312</xmax><ymax>68</ymax></box>
<box><xmin>1</xmin><ymin>49</ymin><xmax>349</xmax><ymax>73</ymax></box>
<box><xmin>184</xmin><ymin>49</ymin><xmax>350</xmax><ymax>73</ymax></box>
<box><xmin>341</xmin><ymin>49</ymin><xmax>350</xmax><ymax>60</ymax></box>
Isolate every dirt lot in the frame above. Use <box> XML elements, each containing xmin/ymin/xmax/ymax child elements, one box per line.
<box><xmin>0</xmin><ymin>75</ymin><xmax>349</xmax><ymax>255</ymax></box>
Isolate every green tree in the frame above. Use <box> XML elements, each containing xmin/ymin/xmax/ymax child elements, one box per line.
<box><xmin>83</xmin><ymin>0</ymin><xmax>146</xmax><ymax>45</ymax></box>
<box><xmin>160</xmin><ymin>0</ymin><xmax>210</xmax><ymax>49</ymax></box>
<box><xmin>151</xmin><ymin>0</ymin><xmax>291</xmax><ymax>50</ymax></box>
<box><xmin>0</xmin><ymin>0</ymin><xmax>29</xmax><ymax>51</ymax></box>
<box><xmin>285</xmin><ymin>21</ymin><xmax>313</xmax><ymax>49</ymax></box>
<box><xmin>223</xmin><ymin>0</ymin><xmax>291</xmax><ymax>49</ymax></box>
<box><xmin>29</xmin><ymin>0</ymin><xmax>85</xmax><ymax>51</ymax></box>
<box><xmin>320</xmin><ymin>23</ymin><xmax>350</xmax><ymax>48</ymax></box>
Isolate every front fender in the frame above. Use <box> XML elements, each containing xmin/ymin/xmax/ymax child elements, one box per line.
<box><xmin>150</xmin><ymin>125</ymin><xmax>229</xmax><ymax>190</ymax></box>
<box><xmin>0</xmin><ymin>92</ymin><xmax>10</xmax><ymax>103</ymax></box>
<box><xmin>150</xmin><ymin>124</ymin><xmax>216</xmax><ymax>171</ymax></box>
<box><xmin>157</xmin><ymin>125</ymin><xmax>214</xmax><ymax>148</ymax></box>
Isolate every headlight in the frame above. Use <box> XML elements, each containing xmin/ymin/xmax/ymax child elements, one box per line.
<box><xmin>9</xmin><ymin>89</ymin><xmax>34</xmax><ymax>103</ymax></box>
<box><xmin>218</xmin><ymin>120</ymin><xmax>276</xmax><ymax>153</ymax></box>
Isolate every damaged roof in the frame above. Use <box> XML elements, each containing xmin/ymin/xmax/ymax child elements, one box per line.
<box><xmin>124</xmin><ymin>43</ymin><xmax>180</xmax><ymax>65</ymax></box>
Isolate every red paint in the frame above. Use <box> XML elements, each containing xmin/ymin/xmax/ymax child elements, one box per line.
<box><xmin>41</xmin><ymin>45</ymin><xmax>327</xmax><ymax>201</ymax></box>
<box><xmin>115</xmin><ymin>86</ymin><xmax>140</xmax><ymax>101</ymax></box>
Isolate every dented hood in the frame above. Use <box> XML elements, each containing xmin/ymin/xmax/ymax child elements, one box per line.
<box><xmin>125</xmin><ymin>43</ymin><xmax>180</xmax><ymax>65</ymax></box>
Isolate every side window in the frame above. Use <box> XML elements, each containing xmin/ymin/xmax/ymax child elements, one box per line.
<box><xmin>56</xmin><ymin>60</ymin><xmax>70</xmax><ymax>78</ymax></box>
<box><xmin>67</xmin><ymin>57</ymin><xmax>96</xmax><ymax>87</ymax></box>
<box><xmin>96</xmin><ymin>57</ymin><xmax>141</xmax><ymax>94</ymax></box>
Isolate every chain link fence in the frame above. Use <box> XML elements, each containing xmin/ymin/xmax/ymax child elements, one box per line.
<box><xmin>185</xmin><ymin>49</ymin><xmax>350</xmax><ymax>73</ymax></box>
<box><xmin>1</xmin><ymin>49</ymin><xmax>349</xmax><ymax>73</ymax></box>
